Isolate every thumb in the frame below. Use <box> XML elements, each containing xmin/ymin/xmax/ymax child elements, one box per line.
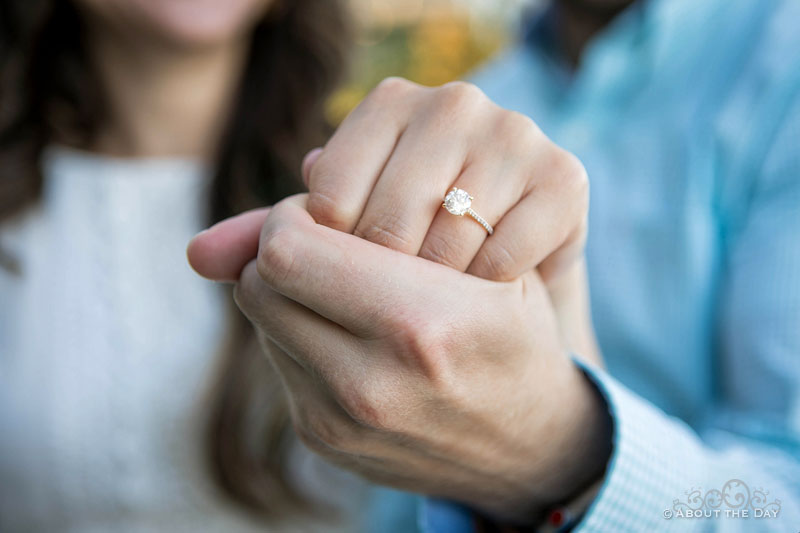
<box><xmin>187</xmin><ymin>206</ymin><xmax>271</xmax><ymax>282</ymax></box>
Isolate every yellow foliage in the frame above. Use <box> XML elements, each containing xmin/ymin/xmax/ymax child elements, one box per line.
<box><xmin>326</xmin><ymin>4</ymin><xmax>509</xmax><ymax>125</ymax></box>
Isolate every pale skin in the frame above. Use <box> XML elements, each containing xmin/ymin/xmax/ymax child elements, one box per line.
<box><xmin>76</xmin><ymin>0</ymin><xmax>616</xmax><ymax>525</ymax></box>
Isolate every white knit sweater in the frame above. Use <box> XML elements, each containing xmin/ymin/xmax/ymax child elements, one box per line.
<box><xmin>0</xmin><ymin>146</ymin><xmax>368</xmax><ymax>532</ymax></box>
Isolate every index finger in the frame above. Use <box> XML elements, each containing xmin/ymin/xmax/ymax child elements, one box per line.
<box><xmin>306</xmin><ymin>77</ymin><xmax>422</xmax><ymax>232</ymax></box>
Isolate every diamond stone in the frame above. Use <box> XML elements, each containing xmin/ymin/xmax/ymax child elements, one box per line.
<box><xmin>444</xmin><ymin>188</ymin><xmax>471</xmax><ymax>215</ymax></box>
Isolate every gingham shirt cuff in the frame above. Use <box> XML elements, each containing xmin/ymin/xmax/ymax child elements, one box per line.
<box><xmin>571</xmin><ymin>358</ymin><xmax>712</xmax><ymax>532</ymax></box>
<box><xmin>417</xmin><ymin>358</ymin><xmax>715</xmax><ymax>533</ymax></box>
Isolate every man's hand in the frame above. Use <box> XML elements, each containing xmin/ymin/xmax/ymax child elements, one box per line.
<box><xmin>186</xmin><ymin>77</ymin><xmax>610</xmax><ymax>522</ymax></box>
<box><xmin>189</xmin><ymin>77</ymin><xmax>601</xmax><ymax>363</ymax></box>
<box><xmin>209</xmin><ymin>194</ymin><xmax>610</xmax><ymax>524</ymax></box>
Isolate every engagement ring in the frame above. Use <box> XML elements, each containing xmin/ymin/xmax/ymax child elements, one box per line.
<box><xmin>442</xmin><ymin>187</ymin><xmax>493</xmax><ymax>235</ymax></box>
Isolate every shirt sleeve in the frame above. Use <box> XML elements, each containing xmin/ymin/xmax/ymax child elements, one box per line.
<box><xmin>572</xmin><ymin>78</ymin><xmax>800</xmax><ymax>532</ymax></box>
<box><xmin>570</xmin><ymin>362</ymin><xmax>800</xmax><ymax>532</ymax></box>
<box><xmin>418</xmin><ymin>73</ymin><xmax>800</xmax><ymax>533</ymax></box>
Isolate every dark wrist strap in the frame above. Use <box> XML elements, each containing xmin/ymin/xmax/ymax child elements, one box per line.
<box><xmin>473</xmin><ymin>478</ymin><xmax>603</xmax><ymax>533</ymax></box>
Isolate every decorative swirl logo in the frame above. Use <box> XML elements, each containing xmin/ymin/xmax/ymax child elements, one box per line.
<box><xmin>670</xmin><ymin>479</ymin><xmax>781</xmax><ymax>518</ymax></box>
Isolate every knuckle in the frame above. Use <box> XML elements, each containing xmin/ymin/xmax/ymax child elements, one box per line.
<box><xmin>300</xmin><ymin>411</ymin><xmax>349</xmax><ymax>451</ymax></box>
<box><xmin>256</xmin><ymin>226</ymin><xmax>301</xmax><ymax>287</ymax></box>
<box><xmin>370</xmin><ymin>76</ymin><xmax>414</xmax><ymax>103</ymax></box>
<box><xmin>555</xmin><ymin>150</ymin><xmax>590</xmax><ymax>206</ymax></box>
<box><xmin>554</xmin><ymin>149</ymin><xmax>587</xmax><ymax>183</ymax></box>
<box><xmin>391</xmin><ymin>315</ymin><xmax>451</xmax><ymax>386</ymax></box>
<box><xmin>439</xmin><ymin>80</ymin><xmax>485</xmax><ymax>105</ymax></box>
<box><xmin>337</xmin><ymin>381</ymin><xmax>396</xmax><ymax>431</ymax></box>
<box><xmin>292</xmin><ymin>403</ymin><xmax>365</xmax><ymax>455</ymax></box>
<box><xmin>232</xmin><ymin>261</ymin><xmax>260</xmax><ymax>316</ymax></box>
<box><xmin>418</xmin><ymin>231</ymin><xmax>463</xmax><ymax>269</ymax></box>
<box><xmin>494</xmin><ymin>109</ymin><xmax>541</xmax><ymax>148</ymax></box>
<box><xmin>354</xmin><ymin>212</ymin><xmax>416</xmax><ymax>252</ymax></box>
<box><xmin>435</xmin><ymin>81</ymin><xmax>486</xmax><ymax>116</ymax></box>
<box><xmin>306</xmin><ymin>152</ymin><xmax>360</xmax><ymax>230</ymax></box>
<box><xmin>306</xmin><ymin>184</ymin><xmax>354</xmax><ymax>230</ymax></box>
<box><xmin>475</xmin><ymin>241</ymin><xmax>518</xmax><ymax>281</ymax></box>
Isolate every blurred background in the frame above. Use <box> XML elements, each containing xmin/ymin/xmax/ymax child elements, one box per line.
<box><xmin>327</xmin><ymin>0</ymin><xmax>536</xmax><ymax>125</ymax></box>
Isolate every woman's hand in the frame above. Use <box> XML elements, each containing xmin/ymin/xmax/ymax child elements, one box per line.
<box><xmin>189</xmin><ymin>77</ymin><xmax>601</xmax><ymax>364</ymax></box>
<box><xmin>228</xmin><ymin>194</ymin><xmax>611</xmax><ymax>523</ymax></box>
<box><xmin>304</xmin><ymin>77</ymin><xmax>586</xmax><ymax>286</ymax></box>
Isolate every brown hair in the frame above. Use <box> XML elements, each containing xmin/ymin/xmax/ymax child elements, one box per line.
<box><xmin>0</xmin><ymin>0</ymin><xmax>351</xmax><ymax>520</ymax></box>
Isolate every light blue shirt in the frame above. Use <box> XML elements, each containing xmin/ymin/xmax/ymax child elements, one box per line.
<box><xmin>366</xmin><ymin>0</ymin><xmax>800</xmax><ymax>531</ymax></box>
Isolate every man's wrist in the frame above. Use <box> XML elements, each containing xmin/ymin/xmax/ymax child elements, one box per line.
<box><xmin>528</xmin><ymin>357</ymin><xmax>611</xmax><ymax>523</ymax></box>
<box><xmin>470</xmin><ymin>357</ymin><xmax>612</xmax><ymax>527</ymax></box>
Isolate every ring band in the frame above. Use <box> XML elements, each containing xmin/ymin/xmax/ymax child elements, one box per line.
<box><xmin>442</xmin><ymin>187</ymin><xmax>493</xmax><ymax>235</ymax></box>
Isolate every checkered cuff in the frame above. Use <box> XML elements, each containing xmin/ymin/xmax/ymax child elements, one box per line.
<box><xmin>571</xmin><ymin>359</ymin><xmax>711</xmax><ymax>532</ymax></box>
<box><xmin>418</xmin><ymin>358</ymin><xmax>717</xmax><ymax>533</ymax></box>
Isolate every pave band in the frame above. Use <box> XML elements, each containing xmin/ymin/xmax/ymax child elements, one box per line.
<box><xmin>465</xmin><ymin>207</ymin><xmax>493</xmax><ymax>235</ymax></box>
<box><xmin>442</xmin><ymin>187</ymin><xmax>494</xmax><ymax>235</ymax></box>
